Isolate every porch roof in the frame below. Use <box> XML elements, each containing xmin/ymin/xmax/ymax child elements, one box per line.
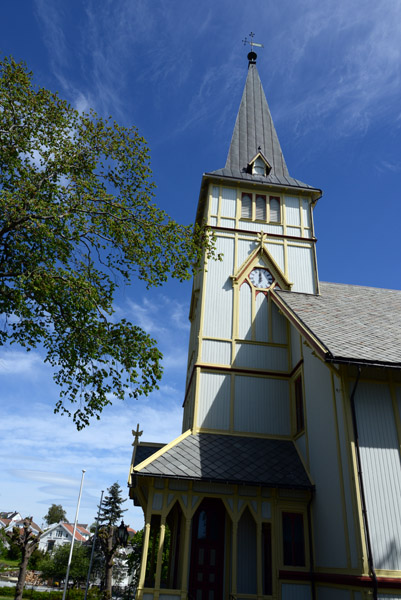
<box><xmin>134</xmin><ymin>432</ymin><xmax>313</xmax><ymax>490</ymax></box>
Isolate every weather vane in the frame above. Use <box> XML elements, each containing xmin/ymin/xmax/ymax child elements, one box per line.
<box><xmin>132</xmin><ymin>423</ymin><xmax>143</xmax><ymax>446</ymax></box>
<box><xmin>242</xmin><ymin>32</ymin><xmax>264</xmax><ymax>51</ymax></box>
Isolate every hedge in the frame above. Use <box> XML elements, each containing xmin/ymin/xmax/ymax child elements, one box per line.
<box><xmin>0</xmin><ymin>588</ymin><xmax>101</xmax><ymax>600</ymax></box>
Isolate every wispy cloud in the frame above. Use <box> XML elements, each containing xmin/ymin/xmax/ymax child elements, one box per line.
<box><xmin>0</xmin><ymin>351</ymin><xmax>43</xmax><ymax>375</ymax></box>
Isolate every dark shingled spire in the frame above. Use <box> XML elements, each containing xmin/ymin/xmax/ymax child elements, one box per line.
<box><xmin>208</xmin><ymin>58</ymin><xmax>318</xmax><ymax>192</ymax></box>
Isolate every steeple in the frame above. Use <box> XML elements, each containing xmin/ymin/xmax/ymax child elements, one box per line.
<box><xmin>209</xmin><ymin>53</ymin><xmax>318</xmax><ymax>193</ymax></box>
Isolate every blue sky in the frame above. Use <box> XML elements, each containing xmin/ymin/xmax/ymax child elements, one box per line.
<box><xmin>1</xmin><ymin>0</ymin><xmax>401</xmax><ymax>531</ymax></box>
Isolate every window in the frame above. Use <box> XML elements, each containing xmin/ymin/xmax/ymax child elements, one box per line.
<box><xmin>282</xmin><ymin>513</ymin><xmax>305</xmax><ymax>566</ymax></box>
<box><xmin>56</xmin><ymin>530</ymin><xmax>62</xmax><ymax>538</ymax></box>
<box><xmin>252</xmin><ymin>156</ymin><xmax>266</xmax><ymax>176</ymax></box>
<box><xmin>294</xmin><ymin>375</ymin><xmax>304</xmax><ymax>434</ymax></box>
<box><xmin>241</xmin><ymin>193</ymin><xmax>252</xmax><ymax>218</ymax></box>
<box><xmin>269</xmin><ymin>197</ymin><xmax>281</xmax><ymax>222</ymax></box>
<box><xmin>255</xmin><ymin>195</ymin><xmax>266</xmax><ymax>220</ymax></box>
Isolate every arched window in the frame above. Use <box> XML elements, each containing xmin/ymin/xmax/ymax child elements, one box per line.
<box><xmin>269</xmin><ymin>196</ymin><xmax>281</xmax><ymax>223</ymax></box>
<box><xmin>255</xmin><ymin>195</ymin><xmax>266</xmax><ymax>220</ymax></box>
<box><xmin>241</xmin><ymin>193</ymin><xmax>252</xmax><ymax>219</ymax></box>
<box><xmin>252</xmin><ymin>156</ymin><xmax>266</xmax><ymax>175</ymax></box>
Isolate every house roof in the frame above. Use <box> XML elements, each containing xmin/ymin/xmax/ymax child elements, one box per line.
<box><xmin>62</xmin><ymin>523</ymin><xmax>90</xmax><ymax>542</ymax></box>
<box><xmin>274</xmin><ymin>282</ymin><xmax>401</xmax><ymax>367</ymax></box>
<box><xmin>208</xmin><ymin>61</ymin><xmax>319</xmax><ymax>194</ymax></box>
<box><xmin>134</xmin><ymin>432</ymin><xmax>313</xmax><ymax>490</ymax></box>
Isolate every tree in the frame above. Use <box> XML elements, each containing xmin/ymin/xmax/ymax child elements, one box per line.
<box><xmin>43</xmin><ymin>504</ymin><xmax>67</xmax><ymax>526</ymax></box>
<box><xmin>1</xmin><ymin>517</ymin><xmax>42</xmax><ymax>600</ymax></box>
<box><xmin>97</xmin><ymin>483</ymin><xmax>127</xmax><ymax>599</ymax></box>
<box><xmin>39</xmin><ymin>543</ymin><xmax>90</xmax><ymax>587</ymax></box>
<box><xmin>0</xmin><ymin>56</ymin><xmax>217</xmax><ymax>429</ymax></box>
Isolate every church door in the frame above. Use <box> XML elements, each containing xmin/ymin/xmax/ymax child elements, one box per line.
<box><xmin>189</xmin><ymin>498</ymin><xmax>225</xmax><ymax>600</ymax></box>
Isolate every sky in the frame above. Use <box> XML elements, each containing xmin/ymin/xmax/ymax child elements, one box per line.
<box><xmin>1</xmin><ymin>0</ymin><xmax>401</xmax><ymax>532</ymax></box>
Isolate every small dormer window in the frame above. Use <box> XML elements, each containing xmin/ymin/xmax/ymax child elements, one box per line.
<box><xmin>253</xmin><ymin>156</ymin><xmax>266</xmax><ymax>176</ymax></box>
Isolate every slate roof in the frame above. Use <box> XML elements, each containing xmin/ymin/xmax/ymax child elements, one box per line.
<box><xmin>134</xmin><ymin>432</ymin><xmax>312</xmax><ymax>490</ymax></box>
<box><xmin>134</xmin><ymin>442</ymin><xmax>165</xmax><ymax>465</ymax></box>
<box><xmin>274</xmin><ymin>282</ymin><xmax>401</xmax><ymax>367</ymax></box>
<box><xmin>209</xmin><ymin>62</ymin><xmax>319</xmax><ymax>194</ymax></box>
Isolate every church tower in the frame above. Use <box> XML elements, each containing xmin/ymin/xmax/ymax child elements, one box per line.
<box><xmin>129</xmin><ymin>51</ymin><xmax>321</xmax><ymax>600</ymax></box>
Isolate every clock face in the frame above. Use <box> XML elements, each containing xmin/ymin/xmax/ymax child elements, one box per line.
<box><xmin>249</xmin><ymin>268</ymin><xmax>273</xmax><ymax>289</ymax></box>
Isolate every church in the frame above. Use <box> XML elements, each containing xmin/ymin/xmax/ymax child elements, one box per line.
<box><xmin>128</xmin><ymin>50</ymin><xmax>401</xmax><ymax>600</ymax></box>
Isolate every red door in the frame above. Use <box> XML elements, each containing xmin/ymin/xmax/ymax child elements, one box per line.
<box><xmin>189</xmin><ymin>499</ymin><xmax>225</xmax><ymax>600</ymax></box>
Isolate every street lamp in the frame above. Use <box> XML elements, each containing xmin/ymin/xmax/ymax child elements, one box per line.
<box><xmin>115</xmin><ymin>520</ymin><xmax>129</xmax><ymax>547</ymax></box>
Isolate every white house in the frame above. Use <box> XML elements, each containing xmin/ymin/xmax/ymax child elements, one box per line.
<box><xmin>38</xmin><ymin>522</ymin><xmax>90</xmax><ymax>553</ymax></box>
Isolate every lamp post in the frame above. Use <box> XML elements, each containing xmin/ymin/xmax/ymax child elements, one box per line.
<box><xmin>115</xmin><ymin>521</ymin><xmax>129</xmax><ymax>547</ymax></box>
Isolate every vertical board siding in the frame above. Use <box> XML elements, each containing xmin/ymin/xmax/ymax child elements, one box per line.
<box><xmin>237</xmin><ymin>509</ymin><xmax>257</xmax><ymax>594</ymax></box>
<box><xmin>237</xmin><ymin>239</ymin><xmax>258</xmax><ymax>268</ymax></box>
<box><xmin>211</xmin><ymin>185</ymin><xmax>219</xmax><ymax>214</ymax></box>
<box><xmin>239</xmin><ymin>282</ymin><xmax>252</xmax><ymax>340</ymax></box>
<box><xmin>290</xmin><ymin>325</ymin><xmax>301</xmax><ymax>368</ymax></box>
<box><xmin>285</xmin><ymin>196</ymin><xmax>301</xmax><ymax>226</ymax></box>
<box><xmin>355</xmin><ymin>382</ymin><xmax>401</xmax><ymax>570</ymax></box>
<box><xmin>267</xmin><ymin>242</ymin><xmax>285</xmax><ymax>272</ymax></box>
<box><xmin>221</xmin><ymin>187</ymin><xmax>237</xmax><ymax>217</ymax></box>
<box><xmin>203</xmin><ymin>236</ymin><xmax>234</xmax><ymax>339</ymax></box>
<box><xmin>255</xmin><ymin>292</ymin><xmax>268</xmax><ymax>342</ymax></box>
<box><xmin>235</xmin><ymin>343</ymin><xmax>288</xmax><ymax>371</ymax></box>
<box><xmin>281</xmin><ymin>583</ymin><xmax>311</xmax><ymax>600</ymax></box>
<box><xmin>234</xmin><ymin>376</ymin><xmax>290</xmax><ymax>435</ymax></box>
<box><xmin>295</xmin><ymin>433</ymin><xmax>307</xmax><ymax>463</ymax></box>
<box><xmin>272</xmin><ymin>302</ymin><xmax>287</xmax><ymax>344</ymax></box>
<box><xmin>303</xmin><ymin>347</ymin><xmax>347</xmax><ymax>567</ymax></box>
<box><xmin>221</xmin><ymin>218</ymin><xmax>236</xmax><ymax>228</ymax></box>
<box><xmin>287</xmin><ymin>226</ymin><xmax>302</xmax><ymax>237</ymax></box>
<box><xmin>239</xmin><ymin>221</ymin><xmax>283</xmax><ymax>235</ymax></box>
<box><xmin>197</xmin><ymin>372</ymin><xmax>230</xmax><ymax>430</ymax></box>
<box><xmin>302</xmin><ymin>198</ymin><xmax>311</xmax><ymax>227</ymax></box>
<box><xmin>378</xmin><ymin>596</ymin><xmax>401</xmax><ymax>599</ymax></box>
<box><xmin>287</xmin><ymin>245</ymin><xmax>315</xmax><ymax>294</ymax></box>
<box><xmin>316</xmin><ymin>587</ymin><xmax>351</xmax><ymax>599</ymax></box>
<box><xmin>202</xmin><ymin>340</ymin><xmax>231</xmax><ymax>365</ymax></box>
<box><xmin>334</xmin><ymin>379</ymin><xmax>359</xmax><ymax>569</ymax></box>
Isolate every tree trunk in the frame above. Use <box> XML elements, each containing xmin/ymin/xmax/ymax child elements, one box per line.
<box><xmin>103</xmin><ymin>531</ymin><xmax>115</xmax><ymax>600</ymax></box>
<box><xmin>15</xmin><ymin>549</ymin><xmax>29</xmax><ymax>600</ymax></box>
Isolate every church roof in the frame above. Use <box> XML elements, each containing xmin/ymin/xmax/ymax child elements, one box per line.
<box><xmin>133</xmin><ymin>432</ymin><xmax>313</xmax><ymax>490</ymax></box>
<box><xmin>274</xmin><ymin>282</ymin><xmax>401</xmax><ymax>367</ymax></box>
<box><xmin>208</xmin><ymin>61</ymin><xmax>319</xmax><ymax>193</ymax></box>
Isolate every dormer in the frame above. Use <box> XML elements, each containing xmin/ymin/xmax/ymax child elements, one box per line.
<box><xmin>248</xmin><ymin>151</ymin><xmax>271</xmax><ymax>177</ymax></box>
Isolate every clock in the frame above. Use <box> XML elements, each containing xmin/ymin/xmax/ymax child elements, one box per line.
<box><xmin>249</xmin><ymin>268</ymin><xmax>273</xmax><ymax>288</ymax></box>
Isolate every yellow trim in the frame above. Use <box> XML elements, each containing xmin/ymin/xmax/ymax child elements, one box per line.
<box><xmin>231</xmin><ymin>240</ymin><xmax>292</xmax><ymax>292</ymax></box>
<box><xmin>135</xmin><ymin>429</ymin><xmax>192</xmax><ymax>472</ymax></box>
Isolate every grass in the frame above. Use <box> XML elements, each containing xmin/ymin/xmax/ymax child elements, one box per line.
<box><xmin>0</xmin><ymin>558</ymin><xmax>20</xmax><ymax>568</ymax></box>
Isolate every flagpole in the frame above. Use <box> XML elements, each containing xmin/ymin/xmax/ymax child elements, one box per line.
<box><xmin>62</xmin><ymin>469</ymin><xmax>86</xmax><ymax>600</ymax></box>
<box><xmin>84</xmin><ymin>489</ymin><xmax>104</xmax><ymax>600</ymax></box>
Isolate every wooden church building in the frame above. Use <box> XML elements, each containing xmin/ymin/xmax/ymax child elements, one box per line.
<box><xmin>128</xmin><ymin>51</ymin><xmax>401</xmax><ymax>600</ymax></box>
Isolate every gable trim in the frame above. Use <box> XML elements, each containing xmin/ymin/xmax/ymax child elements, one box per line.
<box><xmin>134</xmin><ymin>429</ymin><xmax>192</xmax><ymax>472</ymax></box>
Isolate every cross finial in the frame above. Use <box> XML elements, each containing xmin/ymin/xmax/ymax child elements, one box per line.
<box><xmin>132</xmin><ymin>423</ymin><xmax>143</xmax><ymax>447</ymax></box>
<box><xmin>257</xmin><ymin>230</ymin><xmax>267</xmax><ymax>246</ymax></box>
<box><xmin>242</xmin><ymin>32</ymin><xmax>264</xmax><ymax>51</ymax></box>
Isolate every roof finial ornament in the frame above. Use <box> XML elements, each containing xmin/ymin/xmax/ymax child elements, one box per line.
<box><xmin>242</xmin><ymin>32</ymin><xmax>264</xmax><ymax>66</ymax></box>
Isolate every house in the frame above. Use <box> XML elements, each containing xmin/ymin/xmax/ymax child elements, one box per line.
<box><xmin>1</xmin><ymin>514</ymin><xmax>41</xmax><ymax>535</ymax></box>
<box><xmin>38</xmin><ymin>522</ymin><xmax>90</xmax><ymax>553</ymax></box>
<box><xmin>128</xmin><ymin>51</ymin><xmax>401</xmax><ymax>600</ymax></box>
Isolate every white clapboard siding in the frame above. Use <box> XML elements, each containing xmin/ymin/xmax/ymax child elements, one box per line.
<box><xmin>211</xmin><ymin>185</ymin><xmax>219</xmax><ymax>215</ymax></box>
<box><xmin>303</xmin><ymin>346</ymin><xmax>347</xmax><ymax>567</ymax></box>
<box><xmin>272</xmin><ymin>302</ymin><xmax>287</xmax><ymax>344</ymax></box>
<box><xmin>302</xmin><ymin>198</ymin><xmax>311</xmax><ymax>227</ymax></box>
<box><xmin>234</xmin><ymin>376</ymin><xmax>290</xmax><ymax>435</ymax></box>
<box><xmin>355</xmin><ymin>382</ymin><xmax>401</xmax><ymax>570</ymax></box>
<box><xmin>235</xmin><ymin>343</ymin><xmax>288</xmax><ymax>371</ymax></box>
<box><xmin>203</xmin><ymin>236</ymin><xmax>234</xmax><ymax>339</ymax></box>
<box><xmin>266</xmin><ymin>242</ymin><xmax>285</xmax><ymax>272</ymax></box>
<box><xmin>285</xmin><ymin>196</ymin><xmax>301</xmax><ymax>226</ymax></box>
<box><xmin>290</xmin><ymin>325</ymin><xmax>301</xmax><ymax>368</ymax></box>
<box><xmin>202</xmin><ymin>340</ymin><xmax>231</xmax><ymax>365</ymax></box>
<box><xmin>221</xmin><ymin>187</ymin><xmax>237</xmax><ymax>217</ymax></box>
<box><xmin>287</xmin><ymin>245</ymin><xmax>315</xmax><ymax>294</ymax></box>
<box><xmin>281</xmin><ymin>584</ymin><xmax>311</xmax><ymax>600</ymax></box>
<box><xmin>254</xmin><ymin>292</ymin><xmax>268</xmax><ymax>342</ymax></box>
<box><xmin>197</xmin><ymin>372</ymin><xmax>230</xmax><ymax>430</ymax></box>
